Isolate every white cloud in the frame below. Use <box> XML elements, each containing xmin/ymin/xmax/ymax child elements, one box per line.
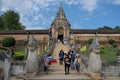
<box><xmin>80</xmin><ymin>0</ymin><xmax>98</xmax><ymax>12</ymax></box>
<box><xmin>101</xmin><ymin>12</ymin><xmax>107</xmax><ymax>15</ymax></box>
<box><xmin>0</xmin><ymin>0</ymin><xmax>57</xmax><ymax>29</ymax></box>
<box><xmin>65</xmin><ymin>0</ymin><xmax>79</xmax><ymax>5</ymax></box>
<box><xmin>108</xmin><ymin>0</ymin><xmax>120</xmax><ymax>5</ymax></box>
<box><xmin>0</xmin><ymin>0</ymin><xmax>99</xmax><ymax>29</ymax></box>
<box><xmin>64</xmin><ymin>0</ymin><xmax>98</xmax><ymax>12</ymax></box>
<box><xmin>85</xmin><ymin>17</ymin><xmax>91</xmax><ymax>21</ymax></box>
<box><xmin>72</xmin><ymin>23</ymin><xmax>83</xmax><ymax>29</ymax></box>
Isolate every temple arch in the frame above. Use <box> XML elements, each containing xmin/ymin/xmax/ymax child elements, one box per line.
<box><xmin>58</xmin><ymin>27</ymin><xmax>64</xmax><ymax>42</ymax></box>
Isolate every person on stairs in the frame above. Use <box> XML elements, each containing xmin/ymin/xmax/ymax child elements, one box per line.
<box><xmin>43</xmin><ymin>54</ymin><xmax>50</xmax><ymax>74</ymax></box>
<box><xmin>70</xmin><ymin>50</ymin><xmax>76</xmax><ymax>70</ymax></box>
<box><xmin>59</xmin><ymin>49</ymin><xmax>64</xmax><ymax>65</ymax></box>
<box><xmin>64</xmin><ymin>51</ymin><xmax>71</xmax><ymax>75</ymax></box>
<box><xmin>74</xmin><ymin>54</ymin><xmax>82</xmax><ymax>75</ymax></box>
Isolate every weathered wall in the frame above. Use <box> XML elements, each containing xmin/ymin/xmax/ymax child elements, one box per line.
<box><xmin>0</xmin><ymin>30</ymin><xmax>120</xmax><ymax>46</ymax></box>
<box><xmin>0</xmin><ymin>34</ymin><xmax>49</xmax><ymax>46</ymax></box>
<box><xmin>102</xmin><ymin>62</ymin><xmax>120</xmax><ymax>77</ymax></box>
<box><xmin>0</xmin><ymin>34</ymin><xmax>49</xmax><ymax>42</ymax></box>
<box><xmin>11</xmin><ymin>61</ymin><xmax>26</xmax><ymax>76</ymax></box>
<box><xmin>73</xmin><ymin>34</ymin><xmax>120</xmax><ymax>44</ymax></box>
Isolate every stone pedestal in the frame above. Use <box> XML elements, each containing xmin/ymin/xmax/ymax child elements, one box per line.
<box><xmin>90</xmin><ymin>73</ymin><xmax>101</xmax><ymax>79</ymax></box>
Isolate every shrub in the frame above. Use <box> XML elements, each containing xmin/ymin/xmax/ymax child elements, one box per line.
<box><xmin>100</xmin><ymin>45</ymin><xmax>105</xmax><ymax>49</ymax></box>
<box><xmin>100</xmin><ymin>49</ymin><xmax>105</xmax><ymax>54</ymax></box>
<box><xmin>112</xmin><ymin>43</ymin><xmax>118</xmax><ymax>48</ymax></box>
<box><xmin>108</xmin><ymin>39</ymin><xmax>115</xmax><ymax>45</ymax></box>
<box><xmin>14</xmin><ymin>52</ymin><xmax>25</xmax><ymax>60</ymax></box>
<box><xmin>88</xmin><ymin>38</ymin><xmax>93</xmax><ymax>44</ymax></box>
<box><xmin>2</xmin><ymin>37</ymin><xmax>16</xmax><ymax>47</ymax></box>
<box><xmin>24</xmin><ymin>41</ymin><xmax>28</xmax><ymax>46</ymax></box>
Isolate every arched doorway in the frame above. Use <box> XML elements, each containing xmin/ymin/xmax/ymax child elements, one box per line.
<box><xmin>58</xmin><ymin>27</ymin><xmax>64</xmax><ymax>42</ymax></box>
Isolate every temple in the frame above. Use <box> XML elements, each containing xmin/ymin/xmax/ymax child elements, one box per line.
<box><xmin>0</xmin><ymin>4</ymin><xmax>120</xmax><ymax>50</ymax></box>
<box><xmin>0</xmin><ymin>4</ymin><xmax>120</xmax><ymax>80</ymax></box>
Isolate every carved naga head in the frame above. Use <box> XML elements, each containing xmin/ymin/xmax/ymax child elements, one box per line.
<box><xmin>90</xmin><ymin>37</ymin><xmax>100</xmax><ymax>54</ymax></box>
<box><xmin>28</xmin><ymin>36</ymin><xmax>37</xmax><ymax>52</ymax></box>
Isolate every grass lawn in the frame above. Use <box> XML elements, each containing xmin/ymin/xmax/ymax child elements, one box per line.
<box><xmin>80</xmin><ymin>45</ymin><xmax>118</xmax><ymax>62</ymax></box>
<box><xmin>100</xmin><ymin>46</ymin><xmax>118</xmax><ymax>62</ymax></box>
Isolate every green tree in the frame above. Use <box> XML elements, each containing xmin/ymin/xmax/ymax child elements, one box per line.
<box><xmin>0</xmin><ymin>16</ymin><xmax>5</xmax><ymax>30</ymax></box>
<box><xmin>1</xmin><ymin>10</ymin><xmax>25</xmax><ymax>30</ymax></box>
<box><xmin>114</xmin><ymin>26</ymin><xmax>120</xmax><ymax>30</ymax></box>
<box><xmin>98</xmin><ymin>26</ymin><xmax>112</xmax><ymax>30</ymax></box>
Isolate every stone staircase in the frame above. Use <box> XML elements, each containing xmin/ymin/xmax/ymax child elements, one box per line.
<box><xmin>27</xmin><ymin>42</ymin><xmax>91</xmax><ymax>79</ymax></box>
<box><xmin>10</xmin><ymin>41</ymin><xmax>92</xmax><ymax>80</ymax></box>
<box><xmin>52</xmin><ymin>41</ymin><xmax>69</xmax><ymax>60</ymax></box>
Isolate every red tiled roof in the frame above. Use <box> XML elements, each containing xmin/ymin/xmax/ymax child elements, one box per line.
<box><xmin>71</xmin><ymin>29</ymin><xmax>120</xmax><ymax>34</ymax></box>
<box><xmin>0</xmin><ymin>30</ymin><xmax>49</xmax><ymax>35</ymax></box>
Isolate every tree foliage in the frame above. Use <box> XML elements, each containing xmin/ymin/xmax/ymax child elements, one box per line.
<box><xmin>98</xmin><ymin>26</ymin><xmax>112</xmax><ymax>30</ymax></box>
<box><xmin>0</xmin><ymin>16</ymin><xmax>5</xmax><ymax>30</ymax></box>
<box><xmin>98</xmin><ymin>26</ymin><xmax>120</xmax><ymax>30</ymax></box>
<box><xmin>114</xmin><ymin>26</ymin><xmax>120</xmax><ymax>30</ymax></box>
<box><xmin>0</xmin><ymin>10</ymin><xmax>25</xmax><ymax>30</ymax></box>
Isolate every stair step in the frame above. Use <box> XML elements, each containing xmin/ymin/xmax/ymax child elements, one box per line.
<box><xmin>20</xmin><ymin>42</ymin><xmax>93</xmax><ymax>80</ymax></box>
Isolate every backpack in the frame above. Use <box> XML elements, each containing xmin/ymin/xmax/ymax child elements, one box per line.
<box><xmin>75</xmin><ymin>59</ymin><xmax>80</xmax><ymax>66</ymax></box>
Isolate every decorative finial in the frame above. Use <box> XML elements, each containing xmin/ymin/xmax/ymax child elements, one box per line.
<box><xmin>60</xmin><ymin>3</ymin><xmax>62</xmax><ymax>7</ymax></box>
<box><xmin>95</xmin><ymin>32</ymin><xmax>98</xmax><ymax>37</ymax></box>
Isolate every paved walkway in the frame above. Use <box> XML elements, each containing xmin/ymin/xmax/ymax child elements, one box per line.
<box><xmin>28</xmin><ymin>42</ymin><xmax>91</xmax><ymax>79</ymax></box>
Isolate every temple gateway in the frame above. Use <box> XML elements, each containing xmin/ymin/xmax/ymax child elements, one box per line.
<box><xmin>50</xmin><ymin>4</ymin><xmax>70</xmax><ymax>42</ymax></box>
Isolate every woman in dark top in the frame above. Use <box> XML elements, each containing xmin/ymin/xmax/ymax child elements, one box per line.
<box><xmin>64</xmin><ymin>52</ymin><xmax>71</xmax><ymax>75</ymax></box>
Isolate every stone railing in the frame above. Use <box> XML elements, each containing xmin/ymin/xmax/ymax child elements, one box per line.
<box><xmin>11</xmin><ymin>61</ymin><xmax>26</xmax><ymax>76</ymax></box>
<box><xmin>79</xmin><ymin>53</ymin><xmax>89</xmax><ymax>69</ymax></box>
<box><xmin>102</xmin><ymin>61</ymin><xmax>120</xmax><ymax>77</ymax></box>
<box><xmin>37</xmin><ymin>41</ymin><xmax>56</xmax><ymax>74</ymax></box>
<box><xmin>37</xmin><ymin>54</ymin><xmax>44</xmax><ymax>74</ymax></box>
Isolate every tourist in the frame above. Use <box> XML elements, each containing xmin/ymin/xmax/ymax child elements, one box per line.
<box><xmin>43</xmin><ymin>55</ymin><xmax>50</xmax><ymax>74</ymax></box>
<box><xmin>59</xmin><ymin>49</ymin><xmax>64</xmax><ymax>65</ymax></box>
<box><xmin>74</xmin><ymin>54</ymin><xmax>82</xmax><ymax>75</ymax></box>
<box><xmin>64</xmin><ymin>51</ymin><xmax>71</xmax><ymax>75</ymax></box>
<box><xmin>70</xmin><ymin>50</ymin><xmax>76</xmax><ymax>69</ymax></box>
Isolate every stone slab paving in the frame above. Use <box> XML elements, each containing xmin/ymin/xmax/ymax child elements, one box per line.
<box><xmin>28</xmin><ymin>42</ymin><xmax>91</xmax><ymax>79</ymax></box>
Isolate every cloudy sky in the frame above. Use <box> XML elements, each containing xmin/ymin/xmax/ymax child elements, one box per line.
<box><xmin>0</xmin><ymin>0</ymin><xmax>120</xmax><ymax>29</ymax></box>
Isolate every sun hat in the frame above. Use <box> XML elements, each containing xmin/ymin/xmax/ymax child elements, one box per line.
<box><xmin>76</xmin><ymin>54</ymin><xmax>80</xmax><ymax>57</ymax></box>
<box><xmin>64</xmin><ymin>51</ymin><xmax>68</xmax><ymax>54</ymax></box>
